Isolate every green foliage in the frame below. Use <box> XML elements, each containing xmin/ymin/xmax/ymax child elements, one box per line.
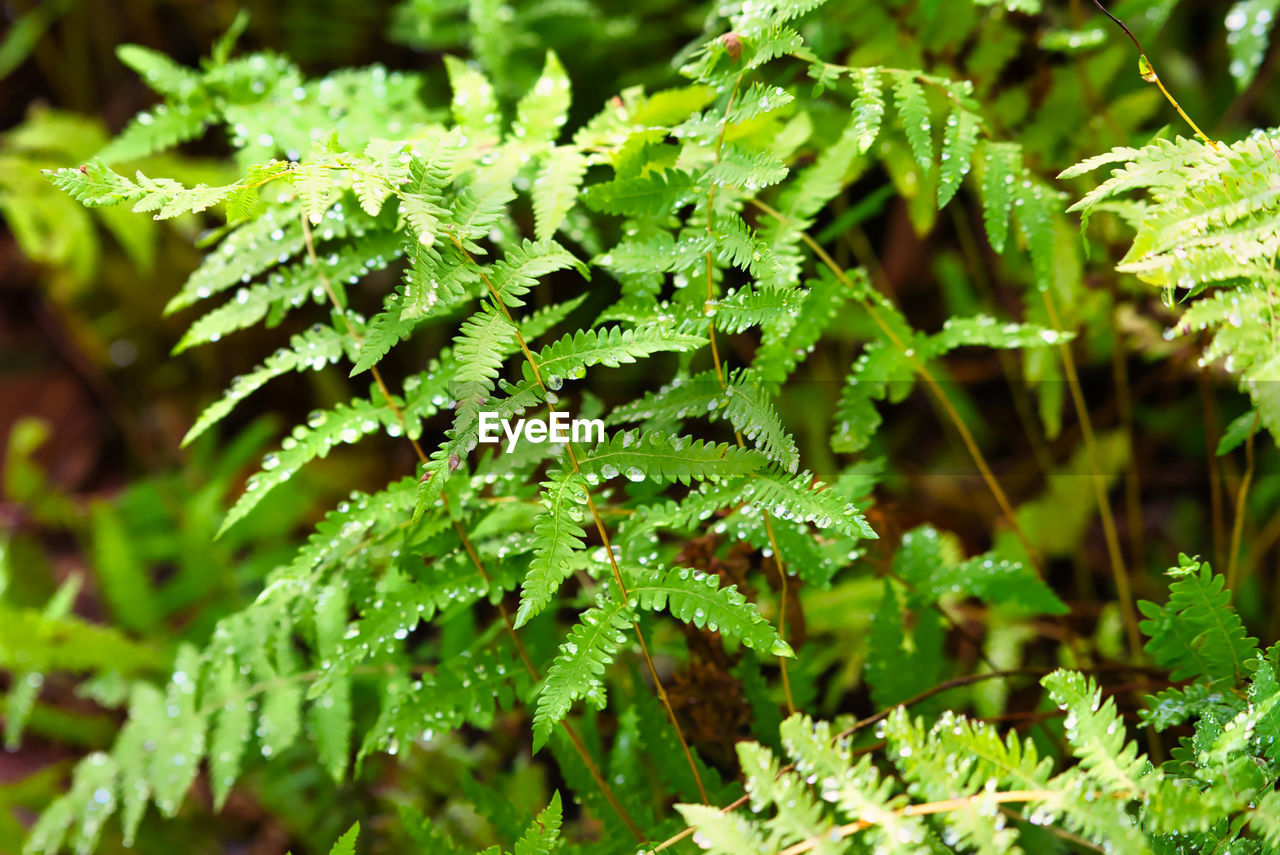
<box><xmin>19</xmin><ymin>0</ymin><xmax>1280</xmax><ymax>852</ymax></box>
<box><xmin>1065</xmin><ymin>131</ymin><xmax>1280</xmax><ymax>445</ymax></box>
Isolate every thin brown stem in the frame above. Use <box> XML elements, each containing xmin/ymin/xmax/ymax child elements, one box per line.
<box><xmin>1111</xmin><ymin>308</ymin><xmax>1146</xmax><ymax>574</ymax></box>
<box><xmin>1088</xmin><ymin>0</ymin><xmax>1218</xmax><ymax>148</ymax></box>
<box><xmin>749</xmin><ymin>197</ymin><xmax>1041</xmax><ymax>569</ymax></box>
<box><xmin>776</xmin><ymin>791</ymin><xmax>1055</xmax><ymax>855</ymax></box>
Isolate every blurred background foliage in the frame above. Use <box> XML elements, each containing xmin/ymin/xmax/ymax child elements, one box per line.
<box><xmin>4</xmin><ymin>0</ymin><xmax>1280</xmax><ymax>852</ymax></box>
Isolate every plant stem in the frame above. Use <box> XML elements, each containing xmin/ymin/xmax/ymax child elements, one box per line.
<box><xmin>1040</xmin><ymin>289</ymin><xmax>1141</xmax><ymax>657</ymax></box>
<box><xmin>748</xmin><ymin>197</ymin><xmax>1042</xmax><ymax>570</ymax></box>
<box><xmin>1111</xmin><ymin>307</ymin><xmax>1146</xmax><ymax>574</ymax></box>
<box><xmin>703</xmin><ymin>72</ymin><xmax>797</xmax><ymax>714</ymax></box>
<box><xmin>1088</xmin><ymin>0</ymin><xmax>1218</xmax><ymax>148</ymax></box>
<box><xmin>648</xmin><ymin>663</ymin><xmax>1160</xmax><ymax>852</ymax></box>
<box><xmin>1226</xmin><ymin>411</ymin><xmax>1260</xmax><ymax>590</ymax></box>
<box><xmin>1200</xmin><ymin>370</ymin><xmax>1228</xmax><ymax>570</ymax></box>
<box><xmin>776</xmin><ymin>791</ymin><xmax>1055</xmax><ymax>855</ymax></box>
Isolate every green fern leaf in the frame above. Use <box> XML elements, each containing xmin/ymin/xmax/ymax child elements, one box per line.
<box><xmin>930</xmin><ymin>315</ymin><xmax>1071</xmax><ymax>353</ymax></box>
<box><xmin>1138</xmin><ymin>555</ymin><xmax>1259</xmax><ymax>685</ymax></box>
<box><xmin>443</xmin><ymin>55</ymin><xmax>500</xmax><ymax>146</ymax></box>
<box><xmin>512</xmin><ymin>792</ymin><xmax>562</xmax><ymax>855</ymax></box>
<box><xmin>487</xmin><ymin>238</ymin><xmax>585</xmax><ymax>307</ymax></box>
<box><xmin>452</xmin><ymin>308</ymin><xmax>517</xmax><ymax>414</ymax></box>
<box><xmin>149</xmin><ymin>646</ymin><xmax>207</xmax><ymax>817</ymax></box>
<box><xmin>515</xmin><ymin>469</ymin><xmax>589</xmax><ymax>628</ymax></box>
<box><xmin>328</xmin><ymin>822</ymin><xmax>359</xmax><ymax>855</ymax></box>
<box><xmin>208</xmin><ymin>659</ymin><xmax>253</xmax><ymax>810</ymax></box>
<box><xmin>981</xmin><ymin>141</ymin><xmax>1022</xmax><ymax>253</ymax></box>
<box><xmin>526</xmin><ymin>326</ymin><xmax>704</xmax><ymax>387</ymax></box>
<box><xmin>1043</xmin><ymin>670</ymin><xmax>1151</xmax><ymax>793</ymax></box>
<box><xmin>219</xmin><ymin>395</ymin><xmax>401</xmax><ymax>536</ymax></box>
<box><xmin>312</xmin><ymin>582</ymin><xmax>351</xmax><ymax>781</ymax></box>
<box><xmin>631</xmin><ymin>566</ymin><xmax>792</xmax><ymax>655</ymax></box>
<box><xmin>115</xmin><ymin>44</ymin><xmax>201</xmax><ymax>98</ymax></box>
<box><xmin>706</xmin><ymin>144</ymin><xmax>789</xmax><ymax>189</ymax></box>
<box><xmin>184</xmin><ymin>324</ymin><xmax>351</xmax><ymax>445</ymax></box>
<box><xmin>399</xmin><ymin>130</ymin><xmax>462</xmax><ymax>248</ymax></box>
<box><xmin>577</xmin><ymin>430</ymin><xmax>767</xmax><ymax>485</ymax></box>
<box><xmin>1226</xmin><ymin>0</ymin><xmax>1280</xmax><ymax>89</ymax></box>
<box><xmin>890</xmin><ymin>72</ymin><xmax>933</xmax><ymax>172</ymax></box>
<box><xmin>514</xmin><ymin>51</ymin><xmax>571</xmax><ymax>147</ymax></box>
<box><xmin>98</xmin><ymin>104</ymin><xmax>211</xmax><ymax>164</ymax></box>
<box><xmin>865</xmin><ymin>580</ymin><xmax>944</xmax><ymax>708</ymax></box>
<box><xmin>174</xmin><ymin>231</ymin><xmax>399</xmax><ymax>352</ymax></box>
<box><xmin>531</xmin><ymin>598</ymin><xmax>633</xmax><ymax>752</ymax></box>
<box><xmin>583</xmin><ymin>169</ymin><xmax>696</xmax><ymax>218</ymax></box>
<box><xmin>848</xmin><ymin>67</ymin><xmax>886</xmax><ymax>154</ymax></box>
<box><xmin>533</xmin><ymin>146</ymin><xmax>588</xmax><ymax>240</ymax></box>
<box><xmin>937</xmin><ymin>108</ymin><xmax>980</xmax><ymax>207</ymax></box>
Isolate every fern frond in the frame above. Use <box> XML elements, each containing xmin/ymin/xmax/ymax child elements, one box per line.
<box><xmin>514</xmin><ymin>51</ymin><xmax>571</xmax><ymax>147</ymax></box>
<box><xmin>513</xmin><ymin>792</ymin><xmax>562</xmax><ymax>855</ymax></box>
<box><xmin>526</xmin><ymin>326</ymin><xmax>705</xmax><ymax>387</ymax></box>
<box><xmin>97</xmin><ymin>103</ymin><xmax>211</xmax><ymax>164</ymax></box>
<box><xmin>1138</xmin><ymin>555</ymin><xmax>1259</xmax><ymax>685</ymax></box>
<box><xmin>890</xmin><ymin>72</ymin><xmax>933</xmax><ymax>172</ymax></box>
<box><xmin>705</xmin><ymin>144</ymin><xmax>789</xmax><ymax>190</ymax></box>
<box><xmin>981</xmin><ymin>142</ymin><xmax>1022</xmax><ymax>253</ymax></box>
<box><xmin>532</xmin><ymin>598</ymin><xmax>633</xmax><ymax>752</ymax></box>
<box><xmin>533</xmin><ymin>146</ymin><xmax>588</xmax><ymax>241</ymax></box>
<box><xmin>1043</xmin><ymin>670</ymin><xmax>1151</xmax><ymax>793</ymax></box>
<box><xmin>866</xmin><ymin>580</ymin><xmax>943</xmax><ymax>708</ymax></box>
<box><xmin>849</xmin><ymin>67</ymin><xmax>885</xmax><ymax>153</ymax></box>
<box><xmin>399</xmin><ymin>130</ymin><xmax>462</xmax><ymax>248</ymax></box>
<box><xmin>710</xmin><ymin>285</ymin><xmax>805</xmax><ymax>334</ymax></box>
<box><xmin>219</xmin><ymin>393</ymin><xmax>409</xmax><ymax>536</ymax></box>
<box><xmin>745</xmin><ymin>470</ymin><xmax>877</xmax><ymax>538</ymax></box>
<box><xmin>487</xmin><ymin>238</ymin><xmax>585</xmax><ymax>307</ymax></box>
<box><xmin>719</xmin><ymin>370</ymin><xmax>799</xmax><ymax>471</ymax></box>
<box><xmin>452</xmin><ymin>308</ymin><xmax>517</xmax><ymax>415</ymax></box>
<box><xmin>938</xmin><ymin>109</ymin><xmax>981</xmax><ymax>208</ymax></box>
<box><xmin>443</xmin><ymin>55</ymin><xmax>500</xmax><ymax>146</ymax></box>
<box><xmin>360</xmin><ymin>645</ymin><xmax>527</xmax><ymax>760</ymax></box>
<box><xmin>115</xmin><ymin>44</ymin><xmax>202</xmax><ymax>98</ymax></box>
<box><xmin>577</xmin><ymin>431</ymin><xmax>766</xmax><ymax>485</ymax></box>
<box><xmin>515</xmin><ymin>469</ymin><xmax>589</xmax><ymax>628</ymax></box>
<box><xmin>208</xmin><ymin>659</ymin><xmax>252</xmax><ymax>810</ymax></box>
<box><xmin>631</xmin><ymin>566</ymin><xmax>792</xmax><ymax>654</ymax></box>
<box><xmin>174</xmin><ymin>230</ymin><xmax>400</xmax><ymax>351</ymax></box>
<box><xmin>930</xmin><ymin>315</ymin><xmax>1072</xmax><ymax>353</ymax></box>
<box><xmin>583</xmin><ymin>169</ymin><xmax>696</xmax><ymax>218</ymax></box>
<box><xmin>184</xmin><ymin>324</ymin><xmax>351</xmax><ymax>445</ymax></box>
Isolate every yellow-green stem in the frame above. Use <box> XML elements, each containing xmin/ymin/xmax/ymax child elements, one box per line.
<box><xmin>1226</xmin><ymin>411</ymin><xmax>1260</xmax><ymax>590</ymax></box>
<box><xmin>1040</xmin><ymin>289</ymin><xmax>1141</xmax><ymax>657</ymax></box>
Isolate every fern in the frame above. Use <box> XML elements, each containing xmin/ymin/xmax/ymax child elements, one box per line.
<box><xmin>630</xmin><ymin>566</ymin><xmax>792</xmax><ymax>655</ymax></box>
<box><xmin>532</xmin><ymin>597</ymin><xmax>633</xmax><ymax>752</ymax></box>
<box><xmin>32</xmin><ymin>2</ymin><xmax>1280</xmax><ymax>852</ymax></box>
<box><xmin>1138</xmin><ymin>554</ymin><xmax>1259</xmax><ymax>685</ymax></box>
<box><xmin>515</xmin><ymin>469</ymin><xmax>589</xmax><ymax>627</ymax></box>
